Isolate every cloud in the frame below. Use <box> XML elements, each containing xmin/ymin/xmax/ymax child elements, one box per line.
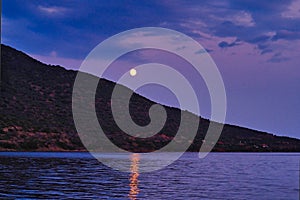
<box><xmin>218</xmin><ymin>39</ymin><xmax>241</xmax><ymax>48</ymax></box>
<box><xmin>50</xmin><ymin>51</ymin><xmax>57</xmax><ymax>57</ymax></box>
<box><xmin>261</xmin><ymin>49</ymin><xmax>273</xmax><ymax>55</ymax></box>
<box><xmin>30</xmin><ymin>53</ymin><xmax>82</xmax><ymax>69</ymax></box>
<box><xmin>281</xmin><ymin>0</ymin><xmax>300</xmax><ymax>19</ymax></box>
<box><xmin>268</xmin><ymin>52</ymin><xmax>289</xmax><ymax>63</ymax></box>
<box><xmin>3</xmin><ymin>0</ymin><xmax>300</xmax><ymax>70</ymax></box>
<box><xmin>256</xmin><ymin>43</ymin><xmax>272</xmax><ymax>55</ymax></box>
<box><xmin>230</xmin><ymin>11</ymin><xmax>255</xmax><ymax>27</ymax></box>
<box><xmin>38</xmin><ymin>5</ymin><xmax>68</xmax><ymax>15</ymax></box>
<box><xmin>248</xmin><ymin>35</ymin><xmax>271</xmax><ymax>44</ymax></box>
<box><xmin>195</xmin><ymin>48</ymin><xmax>213</xmax><ymax>54</ymax></box>
<box><xmin>271</xmin><ymin>30</ymin><xmax>300</xmax><ymax>41</ymax></box>
<box><xmin>179</xmin><ymin>19</ymin><xmax>207</xmax><ymax>31</ymax></box>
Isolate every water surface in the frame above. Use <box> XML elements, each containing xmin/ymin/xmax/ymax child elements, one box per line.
<box><xmin>0</xmin><ymin>152</ymin><xmax>299</xmax><ymax>199</ymax></box>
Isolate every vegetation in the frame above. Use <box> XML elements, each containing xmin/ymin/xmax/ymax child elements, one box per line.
<box><xmin>0</xmin><ymin>44</ymin><xmax>299</xmax><ymax>152</ymax></box>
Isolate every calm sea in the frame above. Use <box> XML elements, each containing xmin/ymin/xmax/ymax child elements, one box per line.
<box><xmin>0</xmin><ymin>152</ymin><xmax>299</xmax><ymax>199</ymax></box>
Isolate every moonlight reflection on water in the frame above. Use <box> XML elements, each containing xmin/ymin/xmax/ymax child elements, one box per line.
<box><xmin>129</xmin><ymin>154</ymin><xmax>140</xmax><ymax>200</ymax></box>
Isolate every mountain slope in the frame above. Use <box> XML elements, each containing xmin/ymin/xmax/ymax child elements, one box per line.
<box><xmin>0</xmin><ymin>44</ymin><xmax>299</xmax><ymax>152</ymax></box>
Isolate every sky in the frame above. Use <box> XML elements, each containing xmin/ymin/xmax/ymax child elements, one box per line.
<box><xmin>1</xmin><ymin>0</ymin><xmax>300</xmax><ymax>139</ymax></box>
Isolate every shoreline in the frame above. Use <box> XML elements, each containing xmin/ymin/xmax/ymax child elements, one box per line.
<box><xmin>1</xmin><ymin>150</ymin><xmax>299</xmax><ymax>153</ymax></box>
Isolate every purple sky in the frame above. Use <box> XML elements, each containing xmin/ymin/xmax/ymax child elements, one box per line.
<box><xmin>2</xmin><ymin>0</ymin><xmax>300</xmax><ymax>138</ymax></box>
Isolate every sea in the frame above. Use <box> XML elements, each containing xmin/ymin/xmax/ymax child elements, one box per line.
<box><xmin>0</xmin><ymin>152</ymin><xmax>299</xmax><ymax>199</ymax></box>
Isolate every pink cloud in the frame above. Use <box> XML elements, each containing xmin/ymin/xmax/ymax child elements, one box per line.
<box><xmin>281</xmin><ymin>0</ymin><xmax>300</xmax><ymax>19</ymax></box>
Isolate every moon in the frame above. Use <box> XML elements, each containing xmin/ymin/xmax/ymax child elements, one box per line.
<box><xmin>130</xmin><ymin>68</ymin><xmax>137</xmax><ymax>76</ymax></box>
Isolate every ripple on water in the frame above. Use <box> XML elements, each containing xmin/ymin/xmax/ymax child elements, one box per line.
<box><xmin>0</xmin><ymin>152</ymin><xmax>299</xmax><ymax>199</ymax></box>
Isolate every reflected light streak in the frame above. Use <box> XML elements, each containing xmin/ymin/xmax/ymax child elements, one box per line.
<box><xmin>129</xmin><ymin>153</ymin><xmax>140</xmax><ymax>200</ymax></box>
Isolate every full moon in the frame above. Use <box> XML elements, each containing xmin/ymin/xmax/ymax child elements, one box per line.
<box><xmin>130</xmin><ymin>68</ymin><xmax>137</xmax><ymax>76</ymax></box>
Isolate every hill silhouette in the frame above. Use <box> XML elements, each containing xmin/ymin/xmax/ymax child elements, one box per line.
<box><xmin>0</xmin><ymin>44</ymin><xmax>299</xmax><ymax>152</ymax></box>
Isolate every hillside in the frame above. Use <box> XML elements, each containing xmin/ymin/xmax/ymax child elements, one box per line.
<box><xmin>0</xmin><ymin>44</ymin><xmax>299</xmax><ymax>152</ymax></box>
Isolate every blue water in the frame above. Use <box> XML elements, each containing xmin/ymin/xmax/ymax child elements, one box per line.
<box><xmin>0</xmin><ymin>152</ymin><xmax>299</xmax><ymax>199</ymax></box>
